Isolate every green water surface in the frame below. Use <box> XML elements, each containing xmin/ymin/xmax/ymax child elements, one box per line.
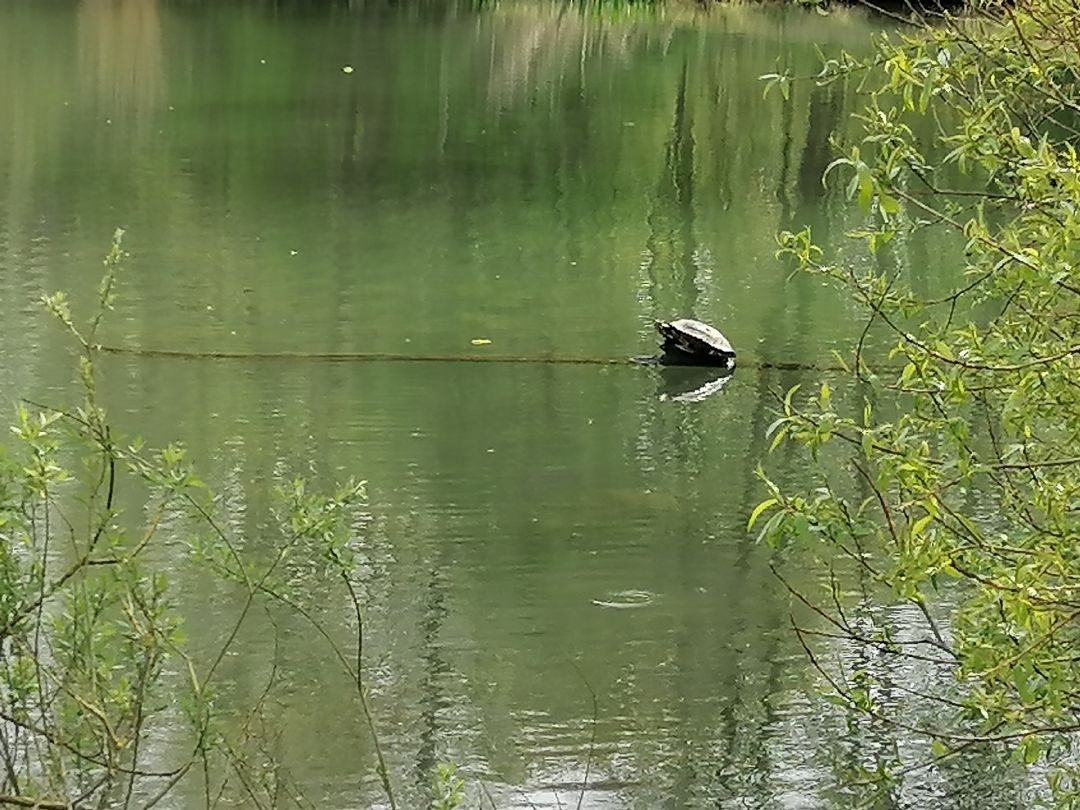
<box><xmin>0</xmin><ymin>2</ymin><xmax>1021</xmax><ymax>808</ymax></box>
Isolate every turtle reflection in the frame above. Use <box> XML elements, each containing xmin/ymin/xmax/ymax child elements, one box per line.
<box><xmin>658</xmin><ymin>364</ymin><xmax>735</xmax><ymax>402</ymax></box>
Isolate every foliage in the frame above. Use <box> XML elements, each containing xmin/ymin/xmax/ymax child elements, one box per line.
<box><xmin>432</xmin><ymin>762</ymin><xmax>466</xmax><ymax>810</ymax></box>
<box><xmin>756</xmin><ymin>0</ymin><xmax>1080</xmax><ymax>804</ymax></box>
<box><xmin>0</xmin><ymin>231</ymin><xmax>396</xmax><ymax>810</ymax></box>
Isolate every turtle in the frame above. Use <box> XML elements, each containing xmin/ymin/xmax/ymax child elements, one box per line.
<box><xmin>655</xmin><ymin>319</ymin><xmax>735</xmax><ymax>368</ymax></box>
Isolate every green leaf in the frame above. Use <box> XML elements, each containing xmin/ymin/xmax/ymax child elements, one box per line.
<box><xmin>748</xmin><ymin>498</ymin><xmax>778</xmax><ymax>531</ymax></box>
<box><xmin>856</xmin><ymin>165</ymin><xmax>874</xmax><ymax>214</ymax></box>
<box><xmin>879</xmin><ymin>193</ymin><xmax>901</xmax><ymax>216</ymax></box>
<box><xmin>769</xmin><ymin>426</ymin><xmax>789</xmax><ymax>453</ymax></box>
<box><xmin>911</xmin><ymin>514</ymin><xmax>933</xmax><ymax>538</ymax></box>
<box><xmin>783</xmin><ymin>384</ymin><xmax>802</xmax><ymax>414</ymax></box>
<box><xmin>1022</xmin><ymin>736</ymin><xmax>1040</xmax><ymax>765</ymax></box>
<box><xmin>822</xmin><ymin>157</ymin><xmax>853</xmax><ymax>187</ymax></box>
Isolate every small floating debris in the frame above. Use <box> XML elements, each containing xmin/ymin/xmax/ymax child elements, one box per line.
<box><xmin>591</xmin><ymin>589</ymin><xmax>656</xmax><ymax>609</ymax></box>
<box><xmin>470</xmin><ymin>338</ymin><xmax>492</xmax><ymax>346</ymax></box>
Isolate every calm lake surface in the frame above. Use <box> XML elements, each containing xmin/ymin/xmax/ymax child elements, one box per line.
<box><xmin>0</xmin><ymin>1</ymin><xmax>1014</xmax><ymax>808</ymax></box>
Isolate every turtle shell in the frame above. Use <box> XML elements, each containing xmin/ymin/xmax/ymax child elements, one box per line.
<box><xmin>656</xmin><ymin>319</ymin><xmax>735</xmax><ymax>361</ymax></box>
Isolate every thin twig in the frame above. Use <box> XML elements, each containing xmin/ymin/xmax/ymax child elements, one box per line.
<box><xmin>567</xmin><ymin>661</ymin><xmax>598</xmax><ymax>810</ymax></box>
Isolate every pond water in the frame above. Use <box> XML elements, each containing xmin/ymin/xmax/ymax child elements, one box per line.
<box><xmin>0</xmin><ymin>1</ymin><xmax>1009</xmax><ymax>808</ymax></box>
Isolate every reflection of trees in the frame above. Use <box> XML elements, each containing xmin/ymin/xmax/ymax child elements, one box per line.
<box><xmin>483</xmin><ymin>6</ymin><xmax>661</xmax><ymax>108</ymax></box>
<box><xmin>410</xmin><ymin>564</ymin><xmax>451</xmax><ymax>800</ymax></box>
<box><xmin>644</xmin><ymin>58</ymin><xmax>699</xmax><ymax>319</ymax></box>
<box><xmin>797</xmin><ymin>84</ymin><xmax>841</xmax><ymax>203</ymax></box>
<box><xmin>78</xmin><ymin>0</ymin><xmax>164</xmax><ymax>124</ymax></box>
